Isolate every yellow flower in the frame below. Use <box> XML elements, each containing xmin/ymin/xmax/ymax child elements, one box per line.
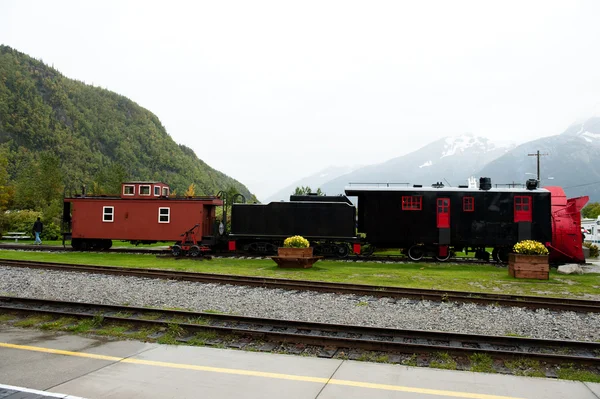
<box><xmin>513</xmin><ymin>240</ymin><xmax>548</xmax><ymax>256</ymax></box>
<box><xmin>283</xmin><ymin>235</ymin><xmax>310</xmax><ymax>248</ymax></box>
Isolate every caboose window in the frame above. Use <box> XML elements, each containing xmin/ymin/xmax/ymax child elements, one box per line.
<box><xmin>123</xmin><ymin>185</ymin><xmax>135</xmax><ymax>196</ymax></box>
<box><xmin>463</xmin><ymin>197</ymin><xmax>474</xmax><ymax>212</ymax></box>
<box><xmin>402</xmin><ymin>196</ymin><xmax>422</xmax><ymax>210</ymax></box>
<box><xmin>154</xmin><ymin>186</ymin><xmax>160</xmax><ymax>196</ymax></box>
<box><xmin>514</xmin><ymin>195</ymin><xmax>532</xmax><ymax>222</ymax></box>
<box><xmin>158</xmin><ymin>207</ymin><xmax>170</xmax><ymax>223</ymax></box>
<box><xmin>103</xmin><ymin>206</ymin><xmax>114</xmax><ymax>222</ymax></box>
<box><xmin>162</xmin><ymin>187</ymin><xmax>169</xmax><ymax>196</ymax></box>
<box><xmin>140</xmin><ymin>185</ymin><xmax>151</xmax><ymax>196</ymax></box>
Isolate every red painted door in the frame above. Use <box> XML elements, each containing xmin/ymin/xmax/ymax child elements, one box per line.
<box><xmin>437</xmin><ymin>198</ymin><xmax>450</xmax><ymax>228</ymax></box>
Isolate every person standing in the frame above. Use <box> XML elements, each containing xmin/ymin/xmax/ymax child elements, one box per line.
<box><xmin>32</xmin><ymin>217</ymin><xmax>43</xmax><ymax>245</ymax></box>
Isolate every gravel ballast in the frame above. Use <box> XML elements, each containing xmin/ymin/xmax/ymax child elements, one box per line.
<box><xmin>1</xmin><ymin>265</ymin><xmax>599</xmax><ymax>342</ymax></box>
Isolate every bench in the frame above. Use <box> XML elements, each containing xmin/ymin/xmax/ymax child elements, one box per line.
<box><xmin>1</xmin><ymin>232</ymin><xmax>31</xmax><ymax>242</ymax></box>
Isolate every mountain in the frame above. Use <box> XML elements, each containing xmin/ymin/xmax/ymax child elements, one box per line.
<box><xmin>317</xmin><ymin>134</ymin><xmax>513</xmax><ymax>196</ymax></box>
<box><xmin>262</xmin><ymin>165</ymin><xmax>361</xmax><ymax>203</ymax></box>
<box><xmin>0</xmin><ymin>45</ymin><xmax>253</xmax><ymax>204</ymax></box>
<box><xmin>477</xmin><ymin>117</ymin><xmax>600</xmax><ymax>201</ymax></box>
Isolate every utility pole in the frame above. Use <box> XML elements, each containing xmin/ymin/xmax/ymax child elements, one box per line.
<box><xmin>528</xmin><ymin>150</ymin><xmax>548</xmax><ymax>182</ymax></box>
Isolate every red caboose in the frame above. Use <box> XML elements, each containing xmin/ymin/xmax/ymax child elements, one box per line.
<box><xmin>63</xmin><ymin>182</ymin><xmax>223</xmax><ymax>250</ymax></box>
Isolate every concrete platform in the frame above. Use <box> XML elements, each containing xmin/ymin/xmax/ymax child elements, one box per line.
<box><xmin>1</xmin><ymin>326</ymin><xmax>599</xmax><ymax>399</ymax></box>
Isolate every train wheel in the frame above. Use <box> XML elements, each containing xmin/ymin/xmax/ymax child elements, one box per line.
<box><xmin>361</xmin><ymin>244</ymin><xmax>375</xmax><ymax>256</ymax></box>
<box><xmin>435</xmin><ymin>252</ymin><xmax>451</xmax><ymax>262</ymax></box>
<box><xmin>408</xmin><ymin>245</ymin><xmax>424</xmax><ymax>261</ymax></box>
<box><xmin>492</xmin><ymin>248</ymin><xmax>499</xmax><ymax>262</ymax></box>
<box><xmin>171</xmin><ymin>245</ymin><xmax>182</xmax><ymax>257</ymax></box>
<box><xmin>189</xmin><ymin>245</ymin><xmax>201</xmax><ymax>257</ymax></box>
<box><xmin>102</xmin><ymin>240</ymin><xmax>112</xmax><ymax>250</ymax></box>
<box><xmin>335</xmin><ymin>244</ymin><xmax>349</xmax><ymax>258</ymax></box>
<box><xmin>79</xmin><ymin>240</ymin><xmax>89</xmax><ymax>251</ymax></box>
<box><xmin>71</xmin><ymin>238</ymin><xmax>81</xmax><ymax>250</ymax></box>
<box><xmin>497</xmin><ymin>248</ymin><xmax>509</xmax><ymax>263</ymax></box>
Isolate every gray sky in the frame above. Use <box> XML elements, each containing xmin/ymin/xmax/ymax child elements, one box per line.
<box><xmin>2</xmin><ymin>0</ymin><xmax>600</xmax><ymax>200</ymax></box>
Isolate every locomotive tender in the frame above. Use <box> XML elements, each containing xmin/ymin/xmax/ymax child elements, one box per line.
<box><xmin>229</xmin><ymin>194</ymin><xmax>358</xmax><ymax>257</ymax></box>
<box><xmin>62</xmin><ymin>178</ymin><xmax>588</xmax><ymax>263</ymax></box>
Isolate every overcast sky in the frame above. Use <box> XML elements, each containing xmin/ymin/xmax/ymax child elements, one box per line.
<box><xmin>2</xmin><ymin>1</ymin><xmax>600</xmax><ymax>200</ymax></box>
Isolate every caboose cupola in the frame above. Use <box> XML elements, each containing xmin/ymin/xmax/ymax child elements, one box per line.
<box><xmin>120</xmin><ymin>182</ymin><xmax>170</xmax><ymax>199</ymax></box>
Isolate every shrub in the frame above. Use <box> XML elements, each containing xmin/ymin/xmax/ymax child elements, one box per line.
<box><xmin>2</xmin><ymin>210</ymin><xmax>41</xmax><ymax>235</ymax></box>
<box><xmin>283</xmin><ymin>235</ymin><xmax>310</xmax><ymax>248</ymax></box>
<box><xmin>512</xmin><ymin>240</ymin><xmax>549</xmax><ymax>256</ymax></box>
<box><xmin>583</xmin><ymin>242</ymin><xmax>599</xmax><ymax>258</ymax></box>
<box><xmin>41</xmin><ymin>222</ymin><xmax>61</xmax><ymax>241</ymax></box>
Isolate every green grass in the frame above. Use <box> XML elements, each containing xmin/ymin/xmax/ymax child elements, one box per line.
<box><xmin>0</xmin><ymin>239</ymin><xmax>168</xmax><ymax>248</ymax></box>
<box><xmin>0</xmin><ymin>314</ymin><xmax>17</xmax><ymax>322</ymax></box>
<box><xmin>505</xmin><ymin>358</ymin><xmax>545</xmax><ymax>377</ymax></box>
<box><xmin>469</xmin><ymin>353</ymin><xmax>495</xmax><ymax>373</ymax></box>
<box><xmin>0</xmin><ymin>249</ymin><xmax>599</xmax><ymax>299</ymax></box>
<box><xmin>14</xmin><ymin>315</ymin><xmax>54</xmax><ymax>327</ymax></box>
<box><xmin>429</xmin><ymin>352</ymin><xmax>458</xmax><ymax>370</ymax></box>
<box><xmin>557</xmin><ymin>365</ymin><xmax>600</xmax><ymax>383</ymax></box>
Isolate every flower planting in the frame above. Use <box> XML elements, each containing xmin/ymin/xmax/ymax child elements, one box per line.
<box><xmin>512</xmin><ymin>240</ymin><xmax>549</xmax><ymax>256</ymax></box>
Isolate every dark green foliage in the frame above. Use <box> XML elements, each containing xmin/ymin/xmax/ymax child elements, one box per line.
<box><xmin>582</xmin><ymin>202</ymin><xmax>600</xmax><ymax>219</ymax></box>
<box><xmin>1</xmin><ymin>209</ymin><xmax>39</xmax><ymax>235</ymax></box>
<box><xmin>293</xmin><ymin>186</ymin><xmax>323</xmax><ymax>195</ymax></box>
<box><xmin>0</xmin><ymin>45</ymin><xmax>252</xmax><ymax>211</ymax></box>
<box><xmin>583</xmin><ymin>242</ymin><xmax>599</xmax><ymax>258</ymax></box>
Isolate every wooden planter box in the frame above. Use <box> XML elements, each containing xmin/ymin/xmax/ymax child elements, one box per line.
<box><xmin>272</xmin><ymin>247</ymin><xmax>320</xmax><ymax>268</ymax></box>
<box><xmin>508</xmin><ymin>253</ymin><xmax>549</xmax><ymax>280</ymax></box>
<box><xmin>277</xmin><ymin>247</ymin><xmax>313</xmax><ymax>258</ymax></box>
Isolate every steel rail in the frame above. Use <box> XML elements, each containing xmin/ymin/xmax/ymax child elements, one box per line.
<box><xmin>1</xmin><ymin>296</ymin><xmax>599</xmax><ymax>367</ymax></box>
<box><xmin>1</xmin><ymin>258</ymin><xmax>599</xmax><ymax>313</ymax></box>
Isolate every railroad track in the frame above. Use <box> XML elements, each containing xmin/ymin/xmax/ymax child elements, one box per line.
<box><xmin>1</xmin><ymin>296</ymin><xmax>599</xmax><ymax>368</ymax></box>
<box><xmin>1</xmin><ymin>258</ymin><xmax>599</xmax><ymax>313</ymax></box>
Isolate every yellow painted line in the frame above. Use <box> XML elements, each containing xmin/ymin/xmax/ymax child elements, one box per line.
<box><xmin>0</xmin><ymin>342</ymin><xmax>527</xmax><ymax>399</ymax></box>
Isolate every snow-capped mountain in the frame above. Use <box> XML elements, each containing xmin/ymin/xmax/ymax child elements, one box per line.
<box><xmin>317</xmin><ymin>134</ymin><xmax>514</xmax><ymax>196</ymax></box>
<box><xmin>477</xmin><ymin>117</ymin><xmax>600</xmax><ymax>201</ymax></box>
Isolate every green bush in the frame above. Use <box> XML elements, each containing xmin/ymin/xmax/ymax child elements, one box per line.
<box><xmin>2</xmin><ymin>210</ymin><xmax>40</xmax><ymax>235</ymax></box>
<box><xmin>41</xmin><ymin>222</ymin><xmax>61</xmax><ymax>240</ymax></box>
<box><xmin>583</xmin><ymin>242</ymin><xmax>599</xmax><ymax>258</ymax></box>
<box><xmin>1</xmin><ymin>210</ymin><xmax>60</xmax><ymax>240</ymax></box>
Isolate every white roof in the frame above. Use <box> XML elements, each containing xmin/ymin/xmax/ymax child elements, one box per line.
<box><xmin>344</xmin><ymin>184</ymin><xmax>548</xmax><ymax>194</ymax></box>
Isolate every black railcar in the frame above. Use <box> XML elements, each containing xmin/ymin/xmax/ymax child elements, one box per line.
<box><xmin>346</xmin><ymin>180</ymin><xmax>552</xmax><ymax>262</ymax></box>
<box><xmin>229</xmin><ymin>195</ymin><xmax>358</xmax><ymax>257</ymax></box>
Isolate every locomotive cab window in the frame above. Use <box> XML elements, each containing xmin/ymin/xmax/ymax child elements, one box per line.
<box><xmin>402</xmin><ymin>196</ymin><xmax>422</xmax><ymax>210</ymax></box>
<box><xmin>158</xmin><ymin>207</ymin><xmax>170</xmax><ymax>223</ymax></box>
<box><xmin>103</xmin><ymin>206</ymin><xmax>114</xmax><ymax>222</ymax></box>
<box><xmin>463</xmin><ymin>196</ymin><xmax>474</xmax><ymax>212</ymax></box>
<box><xmin>123</xmin><ymin>185</ymin><xmax>135</xmax><ymax>196</ymax></box>
<box><xmin>162</xmin><ymin>187</ymin><xmax>169</xmax><ymax>197</ymax></box>
<box><xmin>140</xmin><ymin>185</ymin><xmax>151</xmax><ymax>196</ymax></box>
<box><xmin>154</xmin><ymin>186</ymin><xmax>160</xmax><ymax>196</ymax></box>
<box><xmin>514</xmin><ymin>195</ymin><xmax>532</xmax><ymax>222</ymax></box>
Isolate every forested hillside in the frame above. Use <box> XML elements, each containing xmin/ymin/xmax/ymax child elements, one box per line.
<box><xmin>0</xmin><ymin>45</ymin><xmax>254</xmax><ymax>207</ymax></box>
<box><xmin>0</xmin><ymin>45</ymin><xmax>255</xmax><ymax>236</ymax></box>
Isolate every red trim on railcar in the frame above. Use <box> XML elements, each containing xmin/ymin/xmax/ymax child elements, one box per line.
<box><xmin>228</xmin><ymin>241</ymin><xmax>236</xmax><ymax>251</ymax></box>
<box><xmin>514</xmin><ymin>196</ymin><xmax>532</xmax><ymax>222</ymax></box>
<box><xmin>353</xmin><ymin>243</ymin><xmax>361</xmax><ymax>254</ymax></box>
<box><xmin>436</xmin><ymin>198</ymin><xmax>450</xmax><ymax>228</ymax></box>
<box><xmin>545</xmin><ymin>186</ymin><xmax>588</xmax><ymax>263</ymax></box>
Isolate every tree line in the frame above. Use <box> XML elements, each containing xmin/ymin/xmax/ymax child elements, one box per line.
<box><xmin>0</xmin><ymin>45</ymin><xmax>256</xmax><ymax>238</ymax></box>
